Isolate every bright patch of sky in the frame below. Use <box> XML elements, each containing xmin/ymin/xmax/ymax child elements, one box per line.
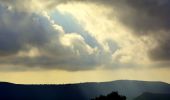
<box><xmin>50</xmin><ymin>10</ymin><xmax>99</xmax><ymax>48</ymax></box>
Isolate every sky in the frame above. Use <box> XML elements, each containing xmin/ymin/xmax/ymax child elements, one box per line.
<box><xmin>0</xmin><ymin>0</ymin><xmax>170</xmax><ymax>84</ymax></box>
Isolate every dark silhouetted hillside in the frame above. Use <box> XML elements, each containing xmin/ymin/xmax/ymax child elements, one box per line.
<box><xmin>134</xmin><ymin>92</ymin><xmax>170</xmax><ymax>100</ymax></box>
<box><xmin>0</xmin><ymin>80</ymin><xmax>170</xmax><ymax>100</ymax></box>
<box><xmin>92</xmin><ymin>91</ymin><xmax>126</xmax><ymax>100</ymax></box>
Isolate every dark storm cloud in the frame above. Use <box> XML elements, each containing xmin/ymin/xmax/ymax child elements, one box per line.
<box><xmin>122</xmin><ymin>0</ymin><xmax>170</xmax><ymax>33</ymax></box>
<box><xmin>148</xmin><ymin>37</ymin><xmax>170</xmax><ymax>61</ymax></box>
<box><xmin>119</xmin><ymin>0</ymin><xmax>170</xmax><ymax>61</ymax></box>
<box><xmin>0</xmin><ymin>55</ymin><xmax>99</xmax><ymax>71</ymax></box>
<box><xmin>0</xmin><ymin>7</ymin><xmax>54</xmax><ymax>56</ymax></box>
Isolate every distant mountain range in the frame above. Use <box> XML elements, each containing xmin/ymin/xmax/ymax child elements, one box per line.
<box><xmin>0</xmin><ymin>80</ymin><xmax>170</xmax><ymax>100</ymax></box>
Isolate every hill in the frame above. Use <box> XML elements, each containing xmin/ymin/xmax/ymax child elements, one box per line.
<box><xmin>134</xmin><ymin>92</ymin><xmax>170</xmax><ymax>100</ymax></box>
<box><xmin>0</xmin><ymin>80</ymin><xmax>170</xmax><ymax>100</ymax></box>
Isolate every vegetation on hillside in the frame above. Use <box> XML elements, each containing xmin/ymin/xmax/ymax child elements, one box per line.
<box><xmin>92</xmin><ymin>92</ymin><xmax>126</xmax><ymax>100</ymax></box>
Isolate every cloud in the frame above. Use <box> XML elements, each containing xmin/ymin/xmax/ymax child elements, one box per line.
<box><xmin>0</xmin><ymin>4</ymin><xmax>101</xmax><ymax>71</ymax></box>
<box><xmin>57</xmin><ymin>2</ymin><xmax>151</xmax><ymax>66</ymax></box>
<box><xmin>0</xmin><ymin>7</ymin><xmax>52</xmax><ymax>56</ymax></box>
<box><xmin>77</xmin><ymin>0</ymin><xmax>170</xmax><ymax>62</ymax></box>
<box><xmin>113</xmin><ymin>0</ymin><xmax>170</xmax><ymax>62</ymax></box>
<box><xmin>0</xmin><ymin>0</ymin><xmax>82</xmax><ymax>11</ymax></box>
<box><xmin>0</xmin><ymin>0</ymin><xmax>170</xmax><ymax>71</ymax></box>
